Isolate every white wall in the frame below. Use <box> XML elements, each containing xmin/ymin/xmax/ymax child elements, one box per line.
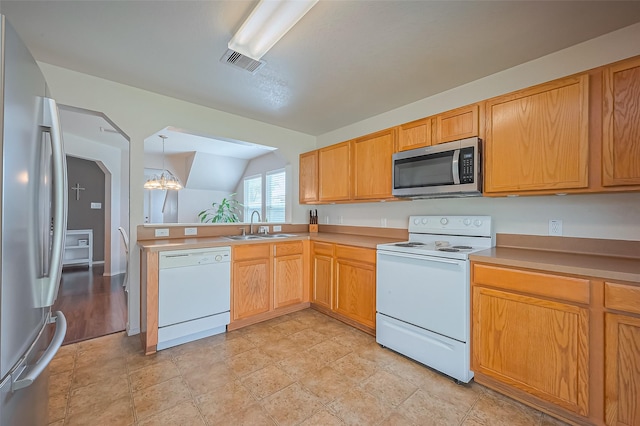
<box><xmin>39</xmin><ymin>63</ymin><xmax>316</xmax><ymax>335</ymax></box>
<box><xmin>315</xmin><ymin>23</ymin><xmax>640</xmax><ymax>242</ymax></box>
<box><xmin>64</xmin><ymin>133</ymin><xmax>128</xmax><ymax>274</ymax></box>
<box><xmin>178</xmin><ymin>189</ymin><xmax>231</xmax><ymax>223</ymax></box>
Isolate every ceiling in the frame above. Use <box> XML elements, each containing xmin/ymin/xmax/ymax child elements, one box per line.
<box><xmin>3</xmin><ymin>1</ymin><xmax>640</xmax><ymax>136</ymax></box>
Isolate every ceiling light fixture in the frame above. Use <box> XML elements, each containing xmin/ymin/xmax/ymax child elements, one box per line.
<box><xmin>229</xmin><ymin>0</ymin><xmax>319</xmax><ymax>61</ymax></box>
<box><xmin>143</xmin><ymin>135</ymin><xmax>183</xmax><ymax>191</ymax></box>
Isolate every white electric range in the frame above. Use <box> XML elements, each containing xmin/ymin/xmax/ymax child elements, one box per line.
<box><xmin>376</xmin><ymin>215</ymin><xmax>493</xmax><ymax>383</ymax></box>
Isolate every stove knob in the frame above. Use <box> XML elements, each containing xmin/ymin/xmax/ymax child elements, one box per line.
<box><xmin>440</xmin><ymin>217</ymin><xmax>448</xmax><ymax>225</ymax></box>
<box><xmin>413</xmin><ymin>218</ymin><xmax>420</xmax><ymax>225</ymax></box>
<box><xmin>463</xmin><ymin>218</ymin><xmax>472</xmax><ymax>226</ymax></box>
<box><xmin>421</xmin><ymin>218</ymin><xmax>428</xmax><ymax>224</ymax></box>
<box><xmin>474</xmin><ymin>219</ymin><xmax>483</xmax><ymax>227</ymax></box>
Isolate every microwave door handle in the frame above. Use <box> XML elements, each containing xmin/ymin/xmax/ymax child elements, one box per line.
<box><xmin>452</xmin><ymin>149</ymin><xmax>461</xmax><ymax>184</ymax></box>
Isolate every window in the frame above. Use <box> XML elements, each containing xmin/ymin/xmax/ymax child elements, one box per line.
<box><xmin>243</xmin><ymin>168</ymin><xmax>287</xmax><ymax>223</ymax></box>
<box><xmin>266</xmin><ymin>169</ymin><xmax>286</xmax><ymax>222</ymax></box>
<box><xmin>243</xmin><ymin>174</ymin><xmax>262</xmax><ymax>221</ymax></box>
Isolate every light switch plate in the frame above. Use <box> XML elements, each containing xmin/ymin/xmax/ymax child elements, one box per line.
<box><xmin>273</xmin><ymin>225</ymin><xmax>282</xmax><ymax>232</ymax></box>
<box><xmin>90</xmin><ymin>202</ymin><xmax>101</xmax><ymax>209</ymax></box>
<box><xmin>155</xmin><ymin>228</ymin><xmax>169</xmax><ymax>237</ymax></box>
<box><xmin>184</xmin><ymin>227</ymin><xmax>197</xmax><ymax>236</ymax></box>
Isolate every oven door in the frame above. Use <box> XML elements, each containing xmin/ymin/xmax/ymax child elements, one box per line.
<box><xmin>376</xmin><ymin>250</ymin><xmax>470</xmax><ymax>342</ymax></box>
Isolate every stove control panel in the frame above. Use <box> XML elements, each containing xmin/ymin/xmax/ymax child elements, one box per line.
<box><xmin>409</xmin><ymin>215</ymin><xmax>492</xmax><ymax>237</ymax></box>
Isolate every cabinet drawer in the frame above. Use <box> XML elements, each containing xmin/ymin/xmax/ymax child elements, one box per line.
<box><xmin>335</xmin><ymin>245</ymin><xmax>376</xmax><ymax>264</ymax></box>
<box><xmin>605</xmin><ymin>282</ymin><xmax>640</xmax><ymax>315</ymax></box>
<box><xmin>233</xmin><ymin>243</ymin><xmax>270</xmax><ymax>261</ymax></box>
<box><xmin>274</xmin><ymin>241</ymin><xmax>303</xmax><ymax>257</ymax></box>
<box><xmin>473</xmin><ymin>264</ymin><xmax>589</xmax><ymax>304</ymax></box>
<box><xmin>313</xmin><ymin>242</ymin><xmax>334</xmax><ymax>257</ymax></box>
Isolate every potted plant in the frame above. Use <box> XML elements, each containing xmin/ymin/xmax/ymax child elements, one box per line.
<box><xmin>198</xmin><ymin>194</ymin><xmax>243</xmax><ymax>223</ymax></box>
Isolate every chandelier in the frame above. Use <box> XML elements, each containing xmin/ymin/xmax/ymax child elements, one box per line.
<box><xmin>144</xmin><ymin>135</ymin><xmax>183</xmax><ymax>190</ymax></box>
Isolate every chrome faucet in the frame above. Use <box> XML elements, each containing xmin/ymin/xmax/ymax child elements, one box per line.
<box><xmin>250</xmin><ymin>210</ymin><xmax>261</xmax><ymax>234</ymax></box>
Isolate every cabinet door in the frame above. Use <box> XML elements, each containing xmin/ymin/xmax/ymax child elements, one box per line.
<box><xmin>605</xmin><ymin>313</ymin><xmax>640</xmax><ymax>426</ymax></box>
<box><xmin>318</xmin><ymin>142</ymin><xmax>350</xmax><ymax>201</ymax></box>
<box><xmin>398</xmin><ymin>118</ymin><xmax>432</xmax><ymax>151</ymax></box>
<box><xmin>335</xmin><ymin>248</ymin><xmax>376</xmax><ymax>329</ymax></box>
<box><xmin>435</xmin><ymin>104</ymin><xmax>479</xmax><ymax>144</ymax></box>
<box><xmin>603</xmin><ymin>56</ymin><xmax>640</xmax><ymax>186</ymax></box>
<box><xmin>232</xmin><ymin>258</ymin><xmax>270</xmax><ymax>320</ymax></box>
<box><xmin>299</xmin><ymin>150</ymin><xmax>318</xmax><ymax>203</ymax></box>
<box><xmin>472</xmin><ymin>286</ymin><xmax>589</xmax><ymax>416</ymax></box>
<box><xmin>485</xmin><ymin>75</ymin><xmax>589</xmax><ymax>194</ymax></box>
<box><xmin>352</xmin><ymin>128</ymin><xmax>396</xmax><ymax>200</ymax></box>
<box><xmin>273</xmin><ymin>242</ymin><xmax>304</xmax><ymax>309</ymax></box>
<box><xmin>312</xmin><ymin>243</ymin><xmax>334</xmax><ymax>310</ymax></box>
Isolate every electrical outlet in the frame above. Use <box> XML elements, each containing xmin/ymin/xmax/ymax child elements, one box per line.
<box><xmin>549</xmin><ymin>220</ymin><xmax>563</xmax><ymax>236</ymax></box>
<box><xmin>184</xmin><ymin>227</ymin><xmax>197</xmax><ymax>236</ymax></box>
<box><xmin>155</xmin><ymin>228</ymin><xmax>169</xmax><ymax>237</ymax></box>
<box><xmin>90</xmin><ymin>202</ymin><xmax>101</xmax><ymax>209</ymax></box>
<box><xmin>338</xmin><ymin>215</ymin><xmax>343</xmax><ymax>224</ymax></box>
<box><xmin>381</xmin><ymin>218</ymin><xmax>387</xmax><ymax>227</ymax></box>
<box><xmin>273</xmin><ymin>225</ymin><xmax>282</xmax><ymax>232</ymax></box>
<box><xmin>325</xmin><ymin>216</ymin><xmax>330</xmax><ymax>224</ymax></box>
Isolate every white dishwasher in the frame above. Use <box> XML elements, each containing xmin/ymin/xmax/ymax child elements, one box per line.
<box><xmin>157</xmin><ymin>246</ymin><xmax>230</xmax><ymax>350</ymax></box>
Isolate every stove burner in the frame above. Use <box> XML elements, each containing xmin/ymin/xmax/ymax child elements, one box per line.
<box><xmin>452</xmin><ymin>245</ymin><xmax>473</xmax><ymax>250</ymax></box>
<box><xmin>438</xmin><ymin>247</ymin><xmax>460</xmax><ymax>252</ymax></box>
<box><xmin>395</xmin><ymin>242</ymin><xmax>425</xmax><ymax>247</ymax></box>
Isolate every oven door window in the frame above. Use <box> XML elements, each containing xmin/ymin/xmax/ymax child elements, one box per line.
<box><xmin>394</xmin><ymin>151</ymin><xmax>455</xmax><ymax>189</ymax></box>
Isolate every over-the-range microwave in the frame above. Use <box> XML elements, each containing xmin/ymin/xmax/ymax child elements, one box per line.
<box><xmin>392</xmin><ymin>136</ymin><xmax>482</xmax><ymax>198</ymax></box>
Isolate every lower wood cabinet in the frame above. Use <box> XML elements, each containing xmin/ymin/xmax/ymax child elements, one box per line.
<box><xmin>334</xmin><ymin>246</ymin><xmax>376</xmax><ymax>329</ymax></box>
<box><xmin>273</xmin><ymin>241</ymin><xmax>305</xmax><ymax>309</ymax></box>
<box><xmin>472</xmin><ymin>286</ymin><xmax>589</xmax><ymax>416</ymax></box>
<box><xmin>311</xmin><ymin>242</ymin><xmax>334</xmax><ymax>310</ymax></box>
<box><xmin>230</xmin><ymin>240</ymin><xmax>309</xmax><ymax>330</ymax></box>
<box><xmin>604</xmin><ymin>281</ymin><xmax>640</xmax><ymax>426</ymax></box>
<box><xmin>232</xmin><ymin>244</ymin><xmax>271</xmax><ymax>321</ymax></box>
<box><xmin>472</xmin><ymin>262</ymin><xmax>640</xmax><ymax>426</ymax></box>
<box><xmin>311</xmin><ymin>242</ymin><xmax>376</xmax><ymax>334</ymax></box>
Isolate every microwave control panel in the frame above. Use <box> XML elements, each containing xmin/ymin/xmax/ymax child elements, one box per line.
<box><xmin>460</xmin><ymin>147</ymin><xmax>475</xmax><ymax>183</ymax></box>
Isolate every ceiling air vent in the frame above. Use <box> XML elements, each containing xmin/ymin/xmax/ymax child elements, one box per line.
<box><xmin>220</xmin><ymin>48</ymin><xmax>265</xmax><ymax>74</ymax></box>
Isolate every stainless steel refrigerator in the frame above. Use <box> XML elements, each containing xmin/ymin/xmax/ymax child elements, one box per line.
<box><xmin>0</xmin><ymin>14</ymin><xmax>68</xmax><ymax>425</ymax></box>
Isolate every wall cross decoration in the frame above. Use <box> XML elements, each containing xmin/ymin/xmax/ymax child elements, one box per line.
<box><xmin>71</xmin><ymin>183</ymin><xmax>85</xmax><ymax>200</ymax></box>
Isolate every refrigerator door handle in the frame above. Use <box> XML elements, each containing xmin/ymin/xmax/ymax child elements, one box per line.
<box><xmin>36</xmin><ymin>98</ymin><xmax>68</xmax><ymax>308</ymax></box>
<box><xmin>12</xmin><ymin>311</ymin><xmax>67</xmax><ymax>391</ymax></box>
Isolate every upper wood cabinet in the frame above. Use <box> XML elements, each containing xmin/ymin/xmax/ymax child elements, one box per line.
<box><xmin>352</xmin><ymin>128</ymin><xmax>396</xmax><ymax>200</ymax></box>
<box><xmin>318</xmin><ymin>142</ymin><xmax>350</xmax><ymax>202</ymax></box>
<box><xmin>603</xmin><ymin>56</ymin><xmax>640</xmax><ymax>187</ymax></box>
<box><xmin>299</xmin><ymin>150</ymin><xmax>318</xmax><ymax>203</ymax></box>
<box><xmin>484</xmin><ymin>74</ymin><xmax>590</xmax><ymax>194</ymax></box>
<box><xmin>398</xmin><ymin>117</ymin><xmax>432</xmax><ymax>151</ymax></box>
<box><xmin>435</xmin><ymin>103</ymin><xmax>480</xmax><ymax>144</ymax></box>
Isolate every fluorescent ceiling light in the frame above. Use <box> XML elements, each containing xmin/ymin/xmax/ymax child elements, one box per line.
<box><xmin>229</xmin><ymin>0</ymin><xmax>319</xmax><ymax>61</ymax></box>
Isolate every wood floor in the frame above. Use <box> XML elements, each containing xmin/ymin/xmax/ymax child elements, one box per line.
<box><xmin>53</xmin><ymin>264</ymin><xmax>127</xmax><ymax>345</ymax></box>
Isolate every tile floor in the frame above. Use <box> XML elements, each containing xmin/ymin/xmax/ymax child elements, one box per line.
<box><xmin>48</xmin><ymin>309</ymin><xmax>568</xmax><ymax>426</ymax></box>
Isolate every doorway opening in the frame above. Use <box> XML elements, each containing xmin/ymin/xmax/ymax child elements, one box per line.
<box><xmin>55</xmin><ymin>105</ymin><xmax>130</xmax><ymax>344</ymax></box>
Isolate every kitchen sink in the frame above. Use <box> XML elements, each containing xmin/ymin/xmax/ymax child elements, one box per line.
<box><xmin>224</xmin><ymin>235</ymin><xmax>264</xmax><ymax>240</ymax></box>
<box><xmin>224</xmin><ymin>233</ymin><xmax>298</xmax><ymax>241</ymax></box>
